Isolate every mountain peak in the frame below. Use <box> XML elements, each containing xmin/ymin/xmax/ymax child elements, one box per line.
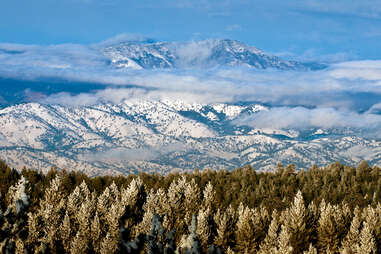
<box><xmin>101</xmin><ymin>39</ymin><xmax>325</xmax><ymax>71</ymax></box>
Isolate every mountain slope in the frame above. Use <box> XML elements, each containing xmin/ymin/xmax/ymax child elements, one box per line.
<box><xmin>0</xmin><ymin>101</ymin><xmax>379</xmax><ymax>176</ymax></box>
<box><xmin>101</xmin><ymin>39</ymin><xmax>324</xmax><ymax>70</ymax></box>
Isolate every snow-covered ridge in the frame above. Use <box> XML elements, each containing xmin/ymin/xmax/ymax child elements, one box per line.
<box><xmin>0</xmin><ymin>100</ymin><xmax>378</xmax><ymax>176</ymax></box>
<box><xmin>101</xmin><ymin>39</ymin><xmax>324</xmax><ymax>70</ymax></box>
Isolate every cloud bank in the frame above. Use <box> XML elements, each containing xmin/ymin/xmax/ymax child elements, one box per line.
<box><xmin>234</xmin><ymin>107</ymin><xmax>381</xmax><ymax>131</ymax></box>
<box><xmin>85</xmin><ymin>143</ymin><xmax>187</xmax><ymax>162</ymax></box>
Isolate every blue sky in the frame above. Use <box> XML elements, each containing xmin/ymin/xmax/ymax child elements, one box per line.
<box><xmin>1</xmin><ymin>0</ymin><xmax>381</xmax><ymax>60</ymax></box>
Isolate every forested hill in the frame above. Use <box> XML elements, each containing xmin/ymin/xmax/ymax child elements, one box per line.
<box><xmin>0</xmin><ymin>160</ymin><xmax>380</xmax><ymax>253</ymax></box>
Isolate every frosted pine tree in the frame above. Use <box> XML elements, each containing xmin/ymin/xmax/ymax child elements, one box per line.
<box><xmin>235</xmin><ymin>203</ymin><xmax>256</xmax><ymax>253</ymax></box>
<box><xmin>282</xmin><ymin>190</ymin><xmax>310</xmax><ymax>253</ymax></box>
<box><xmin>177</xmin><ymin>214</ymin><xmax>201</xmax><ymax>254</ymax></box>
<box><xmin>213</xmin><ymin>205</ymin><xmax>236</xmax><ymax>250</ymax></box>
<box><xmin>259</xmin><ymin>210</ymin><xmax>280</xmax><ymax>254</ymax></box>
<box><xmin>362</xmin><ymin>205</ymin><xmax>380</xmax><ymax>248</ymax></box>
<box><xmin>6</xmin><ymin>176</ymin><xmax>29</xmax><ymax>215</ymax></box>
<box><xmin>97</xmin><ymin>186</ymin><xmax>113</xmax><ymax>219</ymax></box>
<box><xmin>100</xmin><ymin>232</ymin><xmax>116</xmax><ymax>254</ymax></box>
<box><xmin>26</xmin><ymin>212</ymin><xmax>40</xmax><ymax>249</ymax></box>
<box><xmin>91</xmin><ymin>212</ymin><xmax>102</xmax><ymax>253</ymax></box>
<box><xmin>196</xmin><ymin>207</ymin><xmax>211</xmax><ymax>250</ymax></box>
<box><xmin>60</xmin><ymin>211</ymin><xmax>72</xmax><ymax>253</ymax></box>
<box><xmin>122</xmin><ymin>178</ymin><xmax>143</xmax><ymax>203</ymax></box>
<box><xmin>202</xmin><ymin>182</ymin><xmax>215</xmax><ymax>210</ymax></box>
<box><xmin>67</xmin><ymin>181</ymin><xmax>92</xmax><ymax>216</ymax></box>
<box><xmin>375</xmin><ymin>203</ymin><xmax>381</xmax><ymax>251</ymax></box>
<box><xmin>40</xmin><ymin>176</ymin><xmax>67</xmax><ymax>251</ymax></box>
<box><xmin>340</xmin><ymin>207</ymin><xmax>361</xmax><ymax>254</ymax></box>
<box><xmin>166</xmin><ymin>176</ymin><xmax>190</xmax><ymax>237</ymax></box>
<box><xmin>273</xmin><ymin>225</ymin><xmax>293</xmax><ymax>254</ymax></box>
<box><xmin>317</xmin><ymin>201</ymin><xmax>341</xmax><ymax>252</ymax></box>
<box><xmin>70</xmin><ymin>195</ymin><xmax>95</xmax><ymax>253</ymax></box>
<box><xmin>184</xmin><ymin>179</ymin><xmax>201</xmax><ymax>225</ymax></box>
<box><xmin>119</xmin><ymin>178</ymin><xmax>147</xmax><ymax>241</ymax></box>
<box><xmin>0</xmin><ymin>176</ymin><xmax>29</xmax><ymax>253</ymax></box>
<box><xmin>70</xmin><ymin>231</ymin><xmax>88</xmax><ymax>254</ymax></box>
<box><xmin>100</xmin><ymin>203</ymin><xmax>124</xmax><ymax>253</ymax></box>
<box><xmin>96</xmin><ymin>183</ymin><xmax>122</xmax><ymax>250</ymax></box>
<box><xmin>357</xmin><ymin>221</ymin><xmax>377</xmax><ymax>254</ymax></box>
<box><xmin>137</xmin><ymin>187</ymin><xmax>168</xmax><ymax>237</ymax></box>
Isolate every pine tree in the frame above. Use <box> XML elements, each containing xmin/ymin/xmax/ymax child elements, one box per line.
<box><xmin>357</xmin><ymin>221</ymin><xmax>377</xmax><ymax>254</ymax></box>
<box><xmin>70</xmin><ymin>231</ymin><xmax>87</xmax><ymax>254</ymax></box>
<box><xmin>317</xmin><ymin>201</ymin><xmax>341</xmax><ymax>252</ymax></box>
<box><xmin>202</xmin><ymin>182</ymin><xmax>215</xmax><ymax>211</ymax></box>
<box><xmin>91</xmin><ymin>212</ymin><xmax>102</xmax><ymax>253</ymax></box>
<box><xmin>340</xmin><ymin>207</ymin><xmax>361</xmax><ymax>253</ymax></box>
<box><xmin>101</xmin><ymin>203</ymin><xmax>124</xmax><ymax>252</ymax></box>
<box><xmin>60</xmin><ymin>211</ymin><xmax>72</xmax><ymax>253</ymax></box>
<box><xmin>100</xmin><ymin>232</ymin><xmax>116</xmax><ymax>254</ymax></box>
<box><xmin>177</xmin><ymin>214</ymin><xmax>201</xmax><ymax>254</ymax></box>
<box><xmin>166</xmin><ymin>176</ymin><xmax>190</xmax><ymax>240</ymax></box>
<box><xmin>362</xmin><ymin>205</ymin><xmax>380</xmax><ymax>250</ymax></box>
<box><xmin>184</xmin><ymin>179</ymin><xmax>201</xmax><ymax>226</ymax></box>
<box><xmin>235</xmin><ymin>203</ymin><xmax>256</xmax><ymax>253</ymax></box>
<box><xmin>213</xmin><ymin>206</ymin><xmax>235</xmax><ymax>250</ymax></box>
<box><xmin>196</xmin><ymin>207</ymin><xmax>211</xmax><ymax>251</ymax></box>
<box><xmin>282</xmin><ymin>190</ymin><xmax>310</xmax><ymax>253</ymax></box>
<box><xmin>0</xmin><ymin>176</ymin><xmax>29</xmax><ymax>253</ymax></box>
<box><xmin>273</xmin><ymin>225</ymin><xmax>293</xmax><ymax>254</ymax></box>
<box><xmin>259</xmin><ymin>210</ymin><xmax>280</xmax><ymax>254</ymax></box>
<box><xmin>39</xmin><ymin>176</ymin><xmax>67</xmax><ymax>252</ymax></box>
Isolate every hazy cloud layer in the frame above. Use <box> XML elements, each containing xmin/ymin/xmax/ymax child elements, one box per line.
<box><xmin>234</xmin><ymin>107</ymin><xmax>381</xmax><ymax>131</ymax></box>
<box><xmin>85</xmin><ymin>143</ymin><xmax>187</xmax><ymax>162</ymax></box>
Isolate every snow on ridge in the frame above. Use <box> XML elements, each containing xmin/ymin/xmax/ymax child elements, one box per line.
<box><xmin>100</xmin><ymin>39</ymin><xmax>312</xmax><ymax>70</ymax></box>
<box><xmin>0</xmin><ymin>100</ymin><xmax>378</xmax><ymax>175</ymax></box>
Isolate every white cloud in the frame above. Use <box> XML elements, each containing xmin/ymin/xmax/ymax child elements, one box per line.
<box><xmin>295</xmin><ymin>0</ymin><xmax>381</xmax><ymax>19</ymax></box>
<box><xmin>234</xmin><ymin>107</ymin><xmax>381</xmax><ymax>130</ymax></box>
<box><xmin>85</xmin><ymin>142</ymin><xmax>186</xmax><ymax>162</ymax></box>
<box><xmin>329</xmin><ymin>61</ymin><xmax>381</xmax><ymax>80</ymax></box>
<box><xmin>0</xmin><ymin>43</ymin><xmax>107</xmax><ymax>76</ymax></box>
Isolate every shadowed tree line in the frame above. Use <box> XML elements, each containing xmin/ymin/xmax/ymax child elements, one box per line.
<box><xmin>0</xmin><ymin>160</ymin><xmax>380</xmax><ymax>253</ymax></box>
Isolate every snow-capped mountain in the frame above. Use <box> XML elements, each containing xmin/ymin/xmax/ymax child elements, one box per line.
<box><xmin>0</xmin><ymin>100</ymin><xmax>379</xmax><ymax>176</ymax></box>
<box><xmin>101</xmin><ymin>39</ymin><xmax>324</xmax><ymax>70</ymax></box>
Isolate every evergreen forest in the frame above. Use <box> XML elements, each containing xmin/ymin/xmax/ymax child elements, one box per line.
<box><xmin>0</xmin><ymin>160</ymin><xmax>380</xmax><ymax>253</ymax></box>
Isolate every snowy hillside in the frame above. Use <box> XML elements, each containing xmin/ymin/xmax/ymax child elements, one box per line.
<box><xmin>0</xmin><ymin>100</ymin><xmax>379</xmax><ymax>176</ymax></box>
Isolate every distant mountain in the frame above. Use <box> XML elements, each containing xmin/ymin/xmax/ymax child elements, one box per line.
<box><xmin>101</xmin><ymin>39</ymin><xmax>325</xmax><ymax>71</ymax></box>
<box><xmin>0</xmin><ymin>100</ymin><xmax>378</xmax><ymax>176</ymax></box>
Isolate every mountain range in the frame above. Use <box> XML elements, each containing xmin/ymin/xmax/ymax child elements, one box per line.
<box><xmin>100</xmin><ymin>39</ymin><xmax>325</xmax><ymax>70</ymax></box>
<box><xmin>0</xmin><ymin>100</ymin><xmax>379</xmax><ymax>176</ymax></box>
